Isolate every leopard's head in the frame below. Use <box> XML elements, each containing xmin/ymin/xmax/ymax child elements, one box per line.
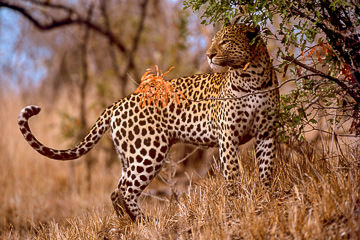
<box><xmin>206</xmin><ymin>24</ymin><xmax>261</xmax><ymax>70</ymax></box>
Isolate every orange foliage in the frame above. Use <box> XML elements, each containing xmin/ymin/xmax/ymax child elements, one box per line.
<box><xmin>340</xmin><ymin>64</ymin><xmax>354</xmax><ymax>82</ymax></box>
<box><xmin>301</xmin><ymin>41</ymin><xmax>354</xmax><ymax>82</ymax></box>
<box><xmin>301</xmin><ymin>51</ymin><xmax>305</xmax><ymax>61</ymax></box>
<box><xmin>320</xmin><ymin>41</ymin><xmax>333</xmax><ymax>56</ymax></box>
<box><xmin>306</xmin><ymin>40</ymin><xmax>334</xmax><ymax>62</ymax></box>
<box><xmin>316</xmin><ymin>50</ymin><xmax>322</xmax><ymax>63</ymax></box>
<box><xmin>135</xmin><ymin>65</ymin><xmax>187</xmax><ymax>108</ymax></box>
<box><xmin>308</xmin><ymin>47</ymin><xmax>316</xmax><ymax>58</ymax></box>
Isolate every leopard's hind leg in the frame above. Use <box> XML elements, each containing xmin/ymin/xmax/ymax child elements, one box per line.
<box><xmin>111</xmin><ymin>146</ymin><xmax>168</xmax><ymax>221</ymax></box>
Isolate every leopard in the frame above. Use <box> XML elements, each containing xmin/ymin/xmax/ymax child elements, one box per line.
<box><xmin>18</xmin><ymin>24</ymin><xmax>279</xmax><ymax>222</ymax></box>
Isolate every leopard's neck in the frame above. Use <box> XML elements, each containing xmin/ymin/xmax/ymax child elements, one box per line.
<box><xmin>226</xmin><ymin>52</ymin><xmax>274</xmax><ymax>93</ymax></box>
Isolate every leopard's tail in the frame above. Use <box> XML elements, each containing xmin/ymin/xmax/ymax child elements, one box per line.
<box><xmin>18</xmin><ymin>105</ymin><xmax>113</xmax><ymax>160</ymax></box>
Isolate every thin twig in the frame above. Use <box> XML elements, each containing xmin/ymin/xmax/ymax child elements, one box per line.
<box><xmin>141</xmin><ymin>192</ymin><xmax>169</xmax><ymax>202</ymax></box>
<box><xmin>23</xmin><ymin>0</ymin><xmax>75</xmax><ymax>13</ymax></box>
<box><xmin>303</xmin><ymin>128</ymin><xmax>359</xmax><ymax>138</ymax></box>
<box><xmin>177</xmin><ymin>146</ymin><xmax>201</xmax><ymax>164</ymax></box>
<box><xmin>79</xmin><ymin>3</ymin><xmax>93</xmax><ymax>131</ymax></box>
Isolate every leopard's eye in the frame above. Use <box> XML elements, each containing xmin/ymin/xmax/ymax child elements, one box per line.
<box><xmin>219</xmin><ymin>40</ymin><xmax>233</xmax><ymax>46</ymax></box>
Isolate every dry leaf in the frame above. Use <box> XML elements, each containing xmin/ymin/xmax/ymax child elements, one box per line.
<box><xmin>135</xmin><ymin>65</ymin><xmax>187</xmax><ymax>108</ymax></box>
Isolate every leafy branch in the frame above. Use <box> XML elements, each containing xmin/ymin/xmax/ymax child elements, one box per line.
<box><xmin>184</xmin><ymin>0</ymin><xmax>360</xmax><ymax>137</ymax></box>
<box><xmin>283</xmin><ymin>56</ymin><xmax>360</xmax><ymax>104</ymax></box>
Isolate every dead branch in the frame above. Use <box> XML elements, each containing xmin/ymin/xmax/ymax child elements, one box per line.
<box><xmin>100</xmin><ymin>0</ymin><xmax>123</xmax><ymax>94</ymax></box>
<box><xmin>119</xmin><ymin>0</ymin><xmax>149</xmax><ymax>88</ymax></box>
<box><xmin>99</xmin><ymin>0</ymin><xmax>148</xmax><ymax>95</ymax></box>
<box><xmin>283</xmin><ymin>55</ymin><xmax>360</xmax><ymax>104</ymax></box>
<box><xmin>0</xmin><ymin>0</ymin><xmax>127</xmax><ymax>53</ymax></box>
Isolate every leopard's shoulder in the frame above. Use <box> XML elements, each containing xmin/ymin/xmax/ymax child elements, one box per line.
<box><xmin>172</xmin><ymin>72</ymin><xmax>226</xmax><ymax>100</ymax></box>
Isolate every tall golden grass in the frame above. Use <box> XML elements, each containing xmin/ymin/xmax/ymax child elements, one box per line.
<box><xmin>1</xmin><ymin>91</ymin><xmax>359</xmax><ymax>239</ymax></box>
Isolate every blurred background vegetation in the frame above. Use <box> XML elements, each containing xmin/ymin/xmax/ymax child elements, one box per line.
<box><xmin>0</xmin><ymin>0</ymin><xmax>217</xmax><ymax>234</ymax></box>
<box><xmin>0</xmin><ymin>0</ymin><xmax>216</xmax><ymax>191</ymax></box>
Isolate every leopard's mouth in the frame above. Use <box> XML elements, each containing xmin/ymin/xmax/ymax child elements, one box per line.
<box><xmin>208</xmin><ymin>58</ymin><xmax>228</xmax><ymax>72</ymax></box>
<box><xmin>210</xmin><ymin>57</ymin><xmax>246</xmax><ymax>69</ymax></box>
<box><xmin>209</xmin><ymin>57</ymin><xmax>229</xmax><ymax>67</ymax></box>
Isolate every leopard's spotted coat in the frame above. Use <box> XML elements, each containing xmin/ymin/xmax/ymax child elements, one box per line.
<box><xmin>18</xmin><ymin>24</ymin><xmax>279</xmax><ymax>221</ymax></box>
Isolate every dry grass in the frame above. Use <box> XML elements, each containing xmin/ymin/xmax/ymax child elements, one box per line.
<box><xmin>1</xmin><ymin>92</ymin><xmax>359</xmax><ymax>240</ymax></box>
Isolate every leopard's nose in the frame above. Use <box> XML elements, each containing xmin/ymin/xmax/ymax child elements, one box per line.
<box><xmin>206</xmin><ymin>53</ymin><xmax>216</xmax><ymax>60</ymax></box>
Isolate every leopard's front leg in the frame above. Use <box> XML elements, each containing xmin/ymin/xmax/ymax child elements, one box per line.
<box><xmin>218</xmin><ymin>133</ymin><xmax>241</xmax><ymax>196</ymax></box>
<box><xmin>255</xmin><ymin>131</ymin><xmax>276</xmax><ymax>189</ymax></box>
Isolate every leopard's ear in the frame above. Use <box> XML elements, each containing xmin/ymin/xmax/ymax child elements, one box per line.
<box><xmin>232</xmin><ymin>15</ymin><xmax>241</xmax><ymax>25</ymax></box>
<box><xmin>224</xmin><ymin>19</ymin><xmax>231</xmax><ymax>27</ymax></box>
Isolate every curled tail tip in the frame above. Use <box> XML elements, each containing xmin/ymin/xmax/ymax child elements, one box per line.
<box><xmin>18</xmin><ymin>105</ymin><xmax>41</xmax><ymax>122</ymax></box>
